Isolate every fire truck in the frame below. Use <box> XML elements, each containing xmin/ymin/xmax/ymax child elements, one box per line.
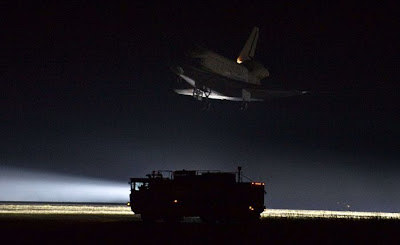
<box><xmin>128</xmin><ymin>167</ymin><xmax>265</xmax><ymax>223</ymax></box>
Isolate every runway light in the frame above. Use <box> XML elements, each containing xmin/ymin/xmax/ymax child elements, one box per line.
<box><xmin>261</xmin><ymin>209</ymin><xmax>400</xmax><ymax>219</ymax></box>
<box><xmin>249</xmin><ymin>206</ymin><xmax>254</xmax><ymax>211</ymax></box>
<box><xmin>173</xmin><ymin>199</ymin><xmax>178</xmax><ymax>203</ymax></box>
<box><xmin>126</xmin><ymin>202</ymin><xmax>131</xmax><ymax>206</ymax></box>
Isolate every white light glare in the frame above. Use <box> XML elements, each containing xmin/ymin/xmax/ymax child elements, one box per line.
<box><xmin>0</xmin><ymin>167</ymin><xmax>129</xmax><ymax>203</ymax></box>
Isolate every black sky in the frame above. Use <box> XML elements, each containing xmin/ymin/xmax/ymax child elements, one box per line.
<box><xmin>1</xmin><ymin>2</ymin><xmax>399</xmax><ymax>211</ymax></box>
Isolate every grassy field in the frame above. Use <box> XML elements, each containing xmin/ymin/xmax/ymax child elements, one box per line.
<box><xmin>1</xmin><ymin>204</ymin><xmax>399</xmax><ymax>244</ymax></box>
<box><xmin>1</xmin><ymin>214</ymin><xmax>399</xmax><ymax>244</ymax></box>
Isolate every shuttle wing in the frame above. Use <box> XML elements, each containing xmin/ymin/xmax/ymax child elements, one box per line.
<box><xmin>246</xmin><ymin>88</ymin><xmax>307</xmax><ymax>100</ymax></box>
<box><xmin>174</xmin><ymin>64</ymin><xmax>307</xmax><ymax>101</ymax></box>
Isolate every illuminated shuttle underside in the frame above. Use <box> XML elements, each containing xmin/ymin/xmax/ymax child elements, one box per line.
<box><xmin>174</xmin><ymin>75</ymin><xmax>263</xmax><ymax>102</ymax></box>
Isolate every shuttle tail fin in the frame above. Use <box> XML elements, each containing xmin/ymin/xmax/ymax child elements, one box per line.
<box><xmin>237</xmin><ymin>27</ymin><xmax>259</xmax><ymax>64</ymax></box>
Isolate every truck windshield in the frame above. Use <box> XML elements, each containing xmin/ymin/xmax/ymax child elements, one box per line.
<box><xmin>132</xmin><ymin>182</ymin><xmax>149</xmax><ymax>191</ymax></box>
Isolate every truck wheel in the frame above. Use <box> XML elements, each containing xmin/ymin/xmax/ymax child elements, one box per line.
<box><xmin>141</xmin><ymin>213</ymin><xmax>157</xmax><ymax>223</ymax></box>
<box><xmin>218</xmin><ymin>216</ymin><xmax>233</xmax><ymax>224</ymax></box>
<box><xmin>200</xmin><ymin>215</ymin><xmax>216</xmax><ymax>224</ymax></box>
<box><xmin>245</xmin><ymin>214</ymin><xmax>260</xmax><ymax>223</ymax></box>
<box><xmin>233</xmin><ymin>213</ymin><xmax>260</xmax><ymax>223</ymax></box>
<box><xmin>163</xmin><ymin>215</ymin><xmax>181</xmax><ymax>223</ymax></box>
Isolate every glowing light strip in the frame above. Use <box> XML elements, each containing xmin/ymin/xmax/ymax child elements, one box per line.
<box><xmin>0</xmin><ymin>204</ymin><xmax>133</xmax><ymax>215</ymax></box>
<box><xmin>261</xmin><ymin>209</ymin><xmax>400</xmax><ymax>220</ymax></box>
<box><xmin>2</xmin><ymin>204</ymin><xmax>399</xmax><ymax>220</ymax></box>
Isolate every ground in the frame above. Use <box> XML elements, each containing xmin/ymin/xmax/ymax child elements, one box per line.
<box><xmin>1</xmin><ymin>213</ymin><xmax>399</xmax><ymax>244</ymax></box>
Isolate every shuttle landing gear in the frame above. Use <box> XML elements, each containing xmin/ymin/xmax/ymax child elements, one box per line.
<box><xmin>240</xmin><ymin>101</ymin><xmax>248</xmax><ymax>110</ymax></box>
<box><xmin>193</xmin><ymin>87</ymin><xmax>211</xmax><ymax>100</ymax></box>
<box><xmin>241</xmin><ymin>89</ymin><xmax>250</xmax><ymax>110</ymax></box>
<box><xmin>202</xmin><ymin>99</ymin><xmax>213</xmax><ymax>111</ymax></box>
<box><xmin>193</xmin><ymin>88</ymin><xmax>203</xmax><ymax>101</ymax></box>
<box><xmin>193</xmin><ymin>87</ymin><xmax>213</xmax><ymax>111</ymax></box>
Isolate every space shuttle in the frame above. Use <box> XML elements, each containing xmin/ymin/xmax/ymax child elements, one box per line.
<box><xmin>172</xmin><ymin>27</ymin><xmax>307</xmax><ymax>110</ymax></box>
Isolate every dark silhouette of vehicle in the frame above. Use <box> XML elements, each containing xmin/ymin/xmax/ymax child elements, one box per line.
<box><xmin>129</xmin><ymin>167</ymin><xmax>265</xmax><ymax>223</ymax></box>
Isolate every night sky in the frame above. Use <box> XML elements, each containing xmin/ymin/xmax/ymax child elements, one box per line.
<box><xmin>1</xmin><ymin>2</ymin><xmax>399</xmax><ymax>211</ymax></box>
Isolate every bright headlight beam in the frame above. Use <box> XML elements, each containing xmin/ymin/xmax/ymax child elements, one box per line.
<box><xmin>0</xmin><ymin>167</ymin><xmax>129</xmax><ymax>203</ymax></box>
